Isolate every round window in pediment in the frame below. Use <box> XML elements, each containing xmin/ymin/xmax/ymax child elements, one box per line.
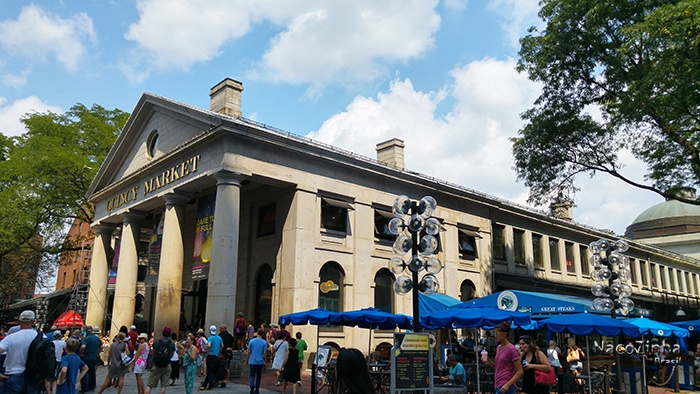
<box><xmin>147</xmin><ymin>130</ymin><xmax>159</xmax><ymax>159</ymax></box>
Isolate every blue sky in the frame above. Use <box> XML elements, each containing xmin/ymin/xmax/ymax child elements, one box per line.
<box><xmin>0</xmin><ymin>0</ymin><xmax>662</xmax><ymax>235</ymax></box>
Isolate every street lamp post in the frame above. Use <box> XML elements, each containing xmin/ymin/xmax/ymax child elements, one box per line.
<box><xmin>589</xmin><ymin>238</ymin><xmax>635</xmax><ymax>393</ymax></box>
<box><xmin>387</xmin><ymin>195</ymin><xmax>443</xmax><ymax>332</ymax></box>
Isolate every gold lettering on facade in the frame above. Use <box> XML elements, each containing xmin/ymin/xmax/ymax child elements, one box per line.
<box><xmin>106</xmin><ymin>155</ymin><xmax>201</xmax><ymax>213</ymax></box>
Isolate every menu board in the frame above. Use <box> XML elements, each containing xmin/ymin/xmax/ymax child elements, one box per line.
<box><xmin>391</xmin><ymin>332</ymin><xmax>433</xmax><ymax>391</ymax></box>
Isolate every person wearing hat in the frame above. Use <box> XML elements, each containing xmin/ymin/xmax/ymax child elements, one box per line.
<box><xmin>145</xmin><ymin>326</ymin><xmax>175</xmax><ymax>394</ymax></box>
<box><xmin>132</xmin><ymin>333</ymin><xmax>150</xmax><ymax>394</ymax></box>
<box><xmin>0</xmin><ymin>310</ymin><xmax>41</xmax><ymax>393</ymax></box>
<box><xmin>195</xmin><ymin>329</ymin><xmax>208</xmax><ymax>378</ymax></box>
<box><xmin>80</xmin><ymin>326</ymin><xmax>103</xmax><ymax>393</ymax></box>
<box><xmin>200</xmin><ymin>325</ymin><xmax>222</xmax><ymax>390</ymax></box>
<box><xmin>48</xmin><ymin>330</ymin><xmax>67</xmax><ymax>394</ymax></box>
<box><xmin>128</xmin><ymin>326</ymin><xmax>138</xmax><ymax>354</ymax></box>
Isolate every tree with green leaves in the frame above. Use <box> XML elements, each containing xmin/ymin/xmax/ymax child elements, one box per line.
<box><xmin>512</xmin><ymin>0</ymin><xmax>700</xmax><ymax>206</ymax></box>
<box><xmin>0</xmin><ymin>104</ymin><xmax>129</xmax><ymax>301</ymax></box>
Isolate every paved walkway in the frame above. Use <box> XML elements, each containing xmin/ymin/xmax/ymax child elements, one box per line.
<box><xmin>93</xmin><ymin>364</ymin><xmax>314</xmax><ymax>394</ymax></box>
<box><xmin>91</xmin><ymin>364</ymin><xmax>700</xmax><ymax>394</ymax></box>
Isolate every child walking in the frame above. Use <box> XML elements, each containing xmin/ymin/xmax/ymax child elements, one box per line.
<box><xmin>57</xmin><ymin>338</ymin><xmax>89</xmax><ymax>394</ymax></box>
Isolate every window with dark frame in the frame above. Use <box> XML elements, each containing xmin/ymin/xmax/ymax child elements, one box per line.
<box><xmin>319</xmin><ymin>262</ymin><xmax>344</xmax><ymax>331</ymax></box>
<box><xmin>374</xmin><ymin>269</ymin><xmax>394</xmax><ymax>313</ymax></box>
<box><xmin>257</xmin><ymin>203</ymin><xmax>276</xmax><ymax>237</ymax></box>
<box><xmin>374</xmin><ymin>208</ymin><xmax>396</xmax><ymax>242</ymax></box>
<box><xmin>668</xmin><ymin>268</ymin><xmax>676</xmax><ymax>291</ymax></box>
<box><xmin>458</xmin><ymin>228</ymin><xmax>480</xmax><ymax>260</ymax></box>
<box><xmin>533</xmin><ymin>234</ymin><xmax>543</xmax><ymax>268</ymax></box>
<box><xmin>320</xmin><ymin>197</ymin><xmax>353</xmax><ymax>233</ymax></box>
<box><xmin>565</xmin><ymin>242</ymin><xmax>575</xmax><ymax>273</ymax></box>
<box><xmin>629</xmin><ymin>259</ymin><xmax>637</xmax><ymax>285</ymax></box>
<box><xmin>650</xmin><ymin>263</ymin><xmax>658</xmax><ymax>288</ymax></box>
<box><xmin>513</xmin><ymin>229</ymin><xmax>525</xmax><ymax>265</ymax></box>
<box><xmin>492</xmin><ymin>223</ymin><xmax>506</xmax><ymax>261</ymax></box>
<box><xmin>579</xmin><ymin>245</ymin><xmax>589</xmax><ymax>275</ymax></box>
<box><xmin>549</xmin><ymin>238</ymin><xmax>560</xmax><ymax>271</ymax></box>
<box><xmin>640</xmin><ymin>261</ymin><xmax>648</xmax><ymax>287</ymax></box>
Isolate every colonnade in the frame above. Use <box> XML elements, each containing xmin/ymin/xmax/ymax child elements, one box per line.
<box><xmin>85</xmin><ymin>170</ymin><xmax>244</xmax><ymax>335</ymax></box>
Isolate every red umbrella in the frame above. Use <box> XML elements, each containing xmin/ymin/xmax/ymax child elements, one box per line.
<box><xmin>53</xmin><ymin>310</ymin><xmax>84</xmax><ymax>328</ymax></box>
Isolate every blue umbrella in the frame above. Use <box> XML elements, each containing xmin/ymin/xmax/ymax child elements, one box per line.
<box><xmin>535</xmin><ymin>312</ymin><xmax>640</xmax><ymax>337</ymax></box>
<box><xmin>278</xmin><ymin>308</ymin><xmax>335</xmax><ymax>326</ymax></box>
<box><xmin>669</xmin><ymin>319</ymin><xmax>700</xmax><ymax>333</ymax></box>
<box><xmin>330</xmin><ymin>307</ymin><xmax>413</xmax><ymax>330</ymax></box>
<box><xmin>420</xmin><ymin>304</ymin><xmax>532</xmax><ymax>330</ymax></box>
<box><xmin>627</xmin><ymin>318</ymin><xmax>689</xmax><ymax>338</ymax></box>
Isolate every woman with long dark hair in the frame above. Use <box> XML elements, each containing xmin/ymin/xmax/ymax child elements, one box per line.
<box><xmin>519</xmin><ymin>335</ymin><xmax>552</xmax><ymax>394</ymax></box>
<box><xmin>335</xmin><ymin>348</ymin><xmax>374</xmax><ymax>394</ymax></box>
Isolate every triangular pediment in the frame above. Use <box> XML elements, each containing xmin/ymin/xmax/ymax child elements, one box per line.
<box><xmin>87</xmin><ymin>93</ymin><xmax>220</xmax><ymax>199</ymax></box>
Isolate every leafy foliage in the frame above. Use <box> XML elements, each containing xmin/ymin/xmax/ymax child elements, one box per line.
<box><xmin>0</xmin><ymin>104</ymin><xmax>129</xmax><ymax>300</ymax></box>
<box><xmin>512</xmin><ymin>0</ymin><xmax>700</xmax><ymax>205</ymax></box>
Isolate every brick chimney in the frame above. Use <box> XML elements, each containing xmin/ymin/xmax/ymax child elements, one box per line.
<box><xmin>376</xmin><ymin>138</ymin><xmax>405</xmax><ymax>170</ymax></box>
<box><xmin>210</xmin><ymin>78</ymin><xmax>243</xmax><ymax>118</ymax></box>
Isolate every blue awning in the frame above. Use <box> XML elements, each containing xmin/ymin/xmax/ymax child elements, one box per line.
<box><xmin>418</xmin><ymin>292</ymin><xmax>461</xmax><ymax>315</ymax></box>
<box><xmin>467</xmin><ymin>290</ymin><xmax>653</xmax><ymax>318</ymax></box>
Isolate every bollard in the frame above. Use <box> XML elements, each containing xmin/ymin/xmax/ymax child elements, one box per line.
<box><xmin>230</xmin><ymin>350</ymin><xmax>243</xmax><ymax>379</ymax></box>
<box><xmin>311</xmin><ymin>362</ymin><xmax>317</xmax><ymax>394</ymax></box>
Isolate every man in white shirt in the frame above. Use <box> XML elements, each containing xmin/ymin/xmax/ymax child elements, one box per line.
<box><xmin>0</xmin><ymin>310</ymin><xmax>40</xmax><ymax>394</ymax></box>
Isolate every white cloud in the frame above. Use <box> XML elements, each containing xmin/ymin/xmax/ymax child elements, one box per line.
<box><xmin>0</xmin><ymin>96</ymin><xmax>62</xmax><ymax>137</ymax></box>
<box><xmin>256</xmin><ymin>1</ymin><xmax>441</xmax><ymax>85</ymax></box>
<box><xmin>310</xmin><ymin>58</ymin><xmax>538</xmax><ymax>200</ymax></box>
<box><xmin>488</xmin><ymin>0</ymin><xmax>541</xmax><ymax>49</ymax></box>
<box><xmin>124</xmin><ymin>1</ymin><xmax>441</xmax><ymax>86</ymax></box>
<box><xmin>1</xmin><ymin>69</ymin><xmax>30</xmax><ymax>87</ymax></box>
<box><xmin>0</xmin><ymin>5</ymin><xmax>97</xmax><ymax>72</ymax></box>
<box><xmin>124</xmin><ymin>0</ymin><xmax>257</xmax><ymax>71</ymax></box>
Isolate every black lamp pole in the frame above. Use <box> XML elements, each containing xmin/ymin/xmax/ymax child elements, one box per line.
<box><xmin>411</xmin><ymin>201</ymin><xmax>420</xmax><ymax>332</ymax></box>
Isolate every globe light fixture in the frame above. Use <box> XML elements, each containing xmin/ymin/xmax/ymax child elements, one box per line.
<box><xmin>387</xmin><ymin>194</ymin><xmax>442</xmax><ymax>331</ymax></box>
<box><xmin>589</xmin><ymin>238</ymin><xmax>635</xmax><ymax>316</ymax></box>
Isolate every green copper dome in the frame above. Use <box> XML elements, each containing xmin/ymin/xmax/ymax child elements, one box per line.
<box><xmin>631</xmin><ymin>199</ymin><xmax>700</xmax><ymax>225</ymax></box>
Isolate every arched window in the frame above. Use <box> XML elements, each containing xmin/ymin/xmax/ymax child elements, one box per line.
<box><xmin>374</xmin><ymin>269</ymin><xmax>394</xmax><ymax>313</ymax></box>
<box><xmin>319</xmin><ymin>262</ymin><xmax>344</xmax><ymax>313</ymax></box>
<box><xmin>460</xmin><ymin>280</ymin><xmax>476</xmax><ymax>302</ymax></box>
<box><xmin>255</xmin><ymin>265</ymin><xmax>273</xmax><ymax>327</ymax></box>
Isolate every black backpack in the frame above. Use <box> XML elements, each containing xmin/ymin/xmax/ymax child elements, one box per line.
<box><xmin>25</xmin><ymin>331</ymin><xmax>56</xmax><ymax>382</ymax></box>
<box><xmin>152</xmin><ymin>338</ymin><xmax>172</xmax><ymax>368</ymax></box>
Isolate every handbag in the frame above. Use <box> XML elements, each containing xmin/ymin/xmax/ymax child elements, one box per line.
<box><xmin>535</xmin><ymin>368</ymin><xmax>557</xmax><ymax>386</ymax></box>
<box><xmin>120</xmin><ymin>350</ymin><xmax>133</xmax><ymax>366</ymax></box>
<box><xmin>566</xmin><ymin>348</ymin><xmax>580</xmax><ymax>363</ymax></box>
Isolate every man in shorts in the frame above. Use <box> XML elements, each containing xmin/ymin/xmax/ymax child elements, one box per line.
<box><xmin>145</xmin><ymin>326</ymin><xmax>175</xmax><ymax>394</ymax></box>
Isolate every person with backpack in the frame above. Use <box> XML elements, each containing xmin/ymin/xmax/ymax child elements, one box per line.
<box><xmin>145</xmin><ymin>326</ymin><xmax>176</xmax><ymax>394</ymax></box>
<box><xmin>234</xmin><ymin>313</ymin><xmax>247</xmax><ymax>350</ymax></box>
<box><xmin>195</xmin><ymin>329</ymin><xmax>208</xmax><ymax>378</ymax></box>
<box><xmin>0</xmin><ymin>310</ymin><xmax>47</xmax><ymax>394</ymax></box>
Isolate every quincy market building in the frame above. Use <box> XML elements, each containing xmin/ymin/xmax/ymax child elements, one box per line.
<box><xmin>85</xmin><ymin>78</ymin><xmax>700</xmax><ymax>358</ymax></box>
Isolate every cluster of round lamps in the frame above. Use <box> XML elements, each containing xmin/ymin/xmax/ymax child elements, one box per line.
<box><xmin>386</xmin><ymin>195</ymin><xmax>443</xmax><ymax>296</ymax></box>
<box><xmin>590</xmin><ymin>238</ymin><xmax>635</xmax><ymax>315</ymax></box>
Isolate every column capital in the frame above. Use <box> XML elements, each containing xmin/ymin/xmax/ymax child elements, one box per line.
<box><xmin>91</xmin><ymin>223</ymin><xmax>116</xmax><ymax>236</ymax></box>
<box><xmin>213</xmin><ymin>170</ymin><xmax>247</xmax><ymax>186</ymax></box>
<box><xmin>122</xmin><ymin>211</ymin><xmax>147</xmax><ymax>223</ymax></box>
<box><xmin>162</xmin><ymin>193</ymin><xmax>192</xmax><ymax>207</ymax></box>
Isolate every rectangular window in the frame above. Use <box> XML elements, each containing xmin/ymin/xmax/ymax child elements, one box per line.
<box><xmin>492</xmin><ymin>223</ymin><xmax>506</xmax><ymax>261</ymax></box>
<box><xmin>320</xmin><ymin>197</ymin><xmax>353</xmax><ymax>233</ymax></box>
<box><xmin>628</xmin><ymin>258</ymin><xmax>637</xmax><ymax>285</ymax></box>
<box><xmin>640</xmin><ymin>261</ymin><xmax>648</xmax><ymax>286</ymax></box>
<box><xmin>685</xmin><ymin>272</ymin><xmax>693</xmax><ymax>294</ymax></box>
<box><xmin>579</xmin><ymin>246</ymin><xmax>589</xmax><ymax>275</ymax></box>
<box><xmin>532</xmin><ymin>234</ymin><xmax>543</xmax><ymax>268</ymax></box>
<box><xmin>650</xmin><ymin>263</ymin><xmax>657</xmax><ymax>289</ymax></box>
<box><xmin>373</xmin><ymin>208</ymin><xmax>396</xmax><ymax>242</ymax></box>
<box><xmin>549</xmin><ymin>238</ymin><xmax>560</xmax><ymax>271</ymax></box>
<box><xmin>692</xmin><ymin>274</ymin><xmax>698</xmax><ymax>295</ymax></box>
<box><xmin>669</xmin><ymin>268</ymin><xmax>676</xmax><ymax>291</ymax></box>
<box><xmin>257</xmin><ymin>203</ymin><xmax>276</xmax><ymax>237</ymax></box>
<box><xmin>513</xmin><ymin>229</ymin><xmax>525</xmax><ymax>265</ymax></box>
<box><xmin>659</xmin><ymin>266</ymin><xmax>666</xmax><ymax>290</ymax></box>
<box><xmin>677</xmin><ymin>270</ymin><xmax>684</xmax><ymax>292</ymax></box>
<box><xmin>565</xmin><ymin>242</ymin><xmax>576</xmax><ymax>273</ymax></box>
<box><xmin>458</xmin><ymin>228</ymin><xmax>480</xmax><ymax>260</ymax></box>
